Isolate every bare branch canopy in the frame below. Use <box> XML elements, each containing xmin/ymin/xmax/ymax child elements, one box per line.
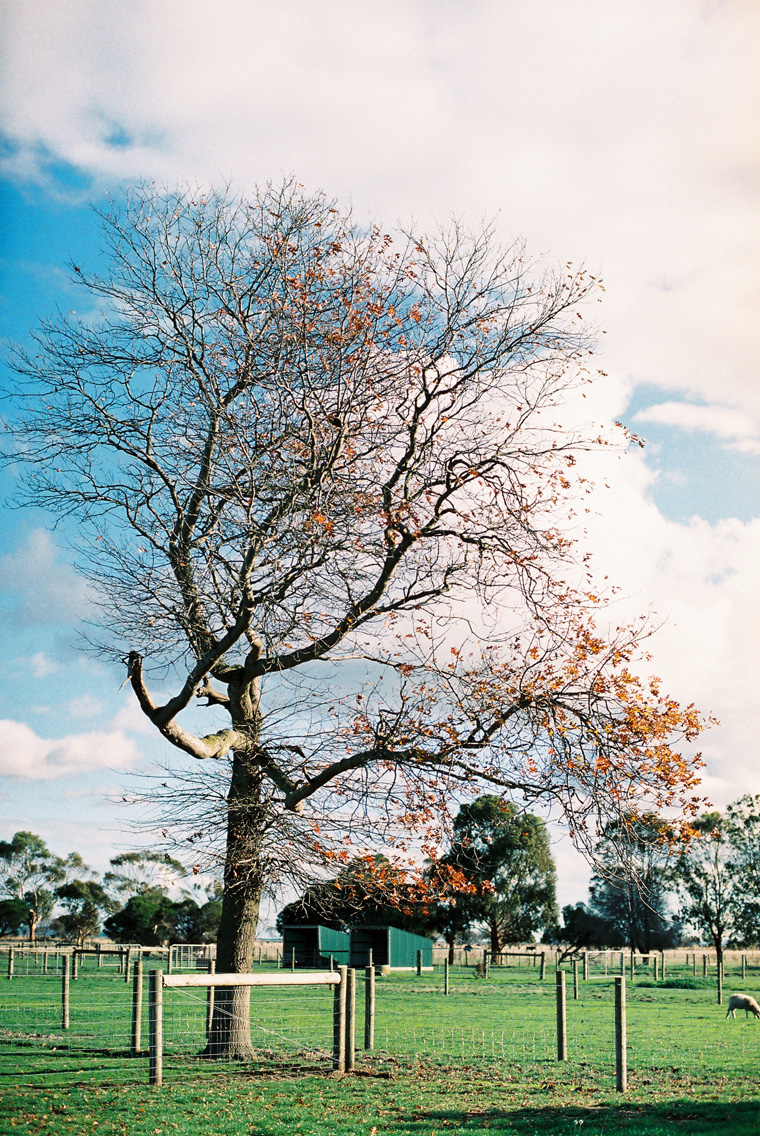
<box><xmin>5</xmin><ymin>181</ymin><xmax>708</xmax><ymax>1055</ymax></box>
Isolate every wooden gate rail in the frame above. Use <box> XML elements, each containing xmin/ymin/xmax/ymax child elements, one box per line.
<box><xmin>162</xmin><ymin>971</ymin><xmax>341</xmax><ymax>988</ymax></box>
<box><xmin>149</xmin><ymin>969</ymin><xmax>348</xmax><ymax>1086</ymax></box>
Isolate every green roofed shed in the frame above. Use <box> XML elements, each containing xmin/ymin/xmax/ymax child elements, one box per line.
<box><xmin>281</xmin><ymin>925</ymin><xmax>350</xmax><ymax>968</ymax></box>
<box><xmin>349</xmin><ymin>925</ymin><xmax>434</xmax><ymax>970</ymax></box>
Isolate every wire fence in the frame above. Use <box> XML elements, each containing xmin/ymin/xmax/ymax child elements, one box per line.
<box><xmin>368</xmin><ymin>971</ymin><xmax>760</xmax><ymax>1077</ymax></box>
<box><xmin>3</xmin><ymin>948</ymin><xmax>760</xmax><ymax>1089</ymax></box>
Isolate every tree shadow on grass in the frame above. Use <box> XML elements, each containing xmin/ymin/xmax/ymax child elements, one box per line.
<box><xmin>404</xmin><ymin>1099</ymin><xmax>760</xmax><ymax>1135</ymax></box>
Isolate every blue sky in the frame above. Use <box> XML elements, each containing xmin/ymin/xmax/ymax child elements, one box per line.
<box><xmin>1</xmin><ymin>0</ymin><xmax>758</xmax><ymax>917</ymax></box>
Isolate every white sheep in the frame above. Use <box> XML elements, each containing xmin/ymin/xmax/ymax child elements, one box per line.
<box><xmin>725</xmin><ymin>994</ymin><xmax>760</xmax><ymax>1019</ymax></box>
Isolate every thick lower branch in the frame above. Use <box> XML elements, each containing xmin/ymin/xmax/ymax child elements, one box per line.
<box><xmin>127</xmin><ymin>651</ymin><xmax>238</xmax><ymax>760</ymax></box>
<box><xmin>127</xmin><ymin>652</ymin><xmax>304</xmax><ymax>806</ymax></box>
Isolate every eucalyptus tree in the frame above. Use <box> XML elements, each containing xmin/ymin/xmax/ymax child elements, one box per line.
<box><xmin>724</xmin><ymin>795</ymin><xmax>760</xmax><ymax>946</ymax></box>
<box><xmin>588</xmin><ymin>814</ymin><xmax>682</xmax><ymax>954</ymax></box>
<box><xmin>103</xmin><ymin>851</ymin><xmax>185</xmax><ymax>899</ymax></box>
<box><xmin>55</xmin><ymin>879</ymin><xmax>114</xmax><ymax>948</ymax></box>
<box><xmin>676</xmin><ymin>811</ymin><xmax>734</xmax><ymax>962</ymax></box>
<box><xmin>0</xmin><ymin>832</ymin><xmax>70</xmax><ymax>943</ymax></box>
<box><xmin>442</xmin><ymin>796</ymin><xmax>557</xmax><ymax>955</ymax></box>
<box><xmin>676</xmin><ymin>798</ymin><xmax>760</xmax><ymax>957</ymax></box>
<box><xmin>6</xmin><ymin>181</ymin><xmax>707</xmax><ymax>1055</ymax></box>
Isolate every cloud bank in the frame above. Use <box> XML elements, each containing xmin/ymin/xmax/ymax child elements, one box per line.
<box><xmin>0</xmin><ymin>719</ymin><xmax>139</xmax><ymax>779</ymax></box>
<box><xmin>1</xmin><ymin>0</ymin><xmax>758</xmax><ymax>409</ymax></box>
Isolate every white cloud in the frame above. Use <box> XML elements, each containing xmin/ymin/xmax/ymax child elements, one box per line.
<box><xmin>67</xmin><ymin>695</ymin><xmax>104</xmax><ymax>720</ymax></box>
<box><xmin>634</xmin><ymin>401</ymin><xmax>760</xmax><ymax>454</ymax></box>
<box><xmin>0</xmin><ymin>529</ymin><xmax>90</xmax><ymax>627</ymax></box>
<box><xmin>579</xmin><ymin>436</ymin><xmax>760</xmax><ymax>807</ymax></box>
<box><xmin>26</xmin><ymin>652</ymin><xmax>60</xmax><ymax>678</ymax></box>
<box><xmin>0</xmin><ymin>718</ymin><xmax>139</xmax><ymax>779</ymax></box>
<box><xmin>110</xmin><ymin>697</ymin><xmax>159</xmax><ymax>735</ymax></box>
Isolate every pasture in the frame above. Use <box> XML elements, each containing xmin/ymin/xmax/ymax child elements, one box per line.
<box><xmin>2</xmin><ymin>951</ymin><xmax>760</xmax><ymax>1134</ymax></box>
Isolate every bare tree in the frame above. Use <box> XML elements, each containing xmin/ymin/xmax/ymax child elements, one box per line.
<box><xmin>6</xmin><ymin>181</ymin><xmax>707</xmax><ymax>1055</ymax></box>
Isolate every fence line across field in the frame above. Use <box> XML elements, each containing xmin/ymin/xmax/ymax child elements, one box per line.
<box><xmin>4</xmin><ymin>949</ymin><xmax>760</xmax><ymax>1090</ymax></box>
<box><xmin>151</xmin><ymin>965</ymin><xmax>627</xmax><ymax>1088</ymax></box>
<box><xmin>4</xmin><ymin>945</ymin><xmax>749</xmax><ymax>1046</ymax></box>
<box><xmin>4</xmin><ymin>944</ymin><xmax>760</xmax><ymax>974</ymax></box>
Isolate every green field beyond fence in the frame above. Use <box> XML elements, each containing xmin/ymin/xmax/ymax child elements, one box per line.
<box><xmin>3</xmin><ymin>949</ymin><xmax>760</xmax><ymax>1094</ymax></box>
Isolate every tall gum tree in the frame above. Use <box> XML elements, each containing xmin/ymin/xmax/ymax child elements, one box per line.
<box><xmin>5</xmin><ymin>181</ymin><xmax>709</xmax><ymax>1056</ymax></box>
<box><xmin>441</xmin><ymin>796</ymin><xmax>558</xmax><ymax>957</ymax></box>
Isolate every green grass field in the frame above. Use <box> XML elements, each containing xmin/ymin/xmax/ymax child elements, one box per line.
<box><xmin>2</xmin><ymin>957</ymin><xmax>760</xmax><ymax>1134</ymax></box>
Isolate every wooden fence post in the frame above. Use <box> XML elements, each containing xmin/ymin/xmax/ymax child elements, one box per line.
<box><xmin>539</xmin><ymin>953</ymin><xmax>546</xmax><ymax>980</ymax></box>
<box><xmin>43</xmin><ymin>949</ymin><xmax>49</xmax><ymax>975</ymax></box>
<box><xmin>333</xmin><ymin>965</ymin><xmax>347</xmax><ymax>1072</ymax></box>
<box><xmin>131</xmin><ymin>959</ymin><xmax>143</xmax><ymax>1056</ymax></box>
<box><xmin>166</xmin><ymin>948</ymin><xmax>173</xmax><ymax>976</ymax></box>
<box><xmin>573</xmin><ymin>959</ymin><xmax>579</xmax><ymax>1000</ymax></box>
<box><xmin>660</xmin><ymin>951</ymin><xmax>666</xmax><ymax>980</ymax></box>
<box><xmin>61</xmin><ymin>954</ymin><xmax>70</xmax><ymax>1031</ymax></box>
<box><xmin>742</xmin><ymin>954</ymin><xmax>747</xmax><ymax>980</ymax></box>
<box><xmin>148</xmin><ymin>969</ymin><xmax>163</xmax><ymax>1086</ymax></box>
<box><xmin>629</xmin><ymin>952</ymin><xmax>635</xmax><ymax>982</ymax></box>
<box><xmin>619</xmin><ymin>952</ymin><xmax>625</xmax><ymax>976</ymax></box>
<box><xmin>71</xmin><ymin>951</ymin><xmax>78</xmax><ymax>981</ymax></box>
<box><xmin>124</xmin><ymin>947</ymin><xmax>132</xmax><ymax>984</ymax></box>
<box><xmin>615</xmin><ymin>976</ymin><xmax>627</xmax><ymax>1092</ymax></box>
<box><xmin>717</xmin><ymin>959</ymin><xmax>723</xmax><ymax>1005</ymax></box>
<box><xmin>206</xmin><ymin>960</ymin><xmax>216</xmax><ymax>1040</ymax></box>
<box><xmin>416</xmin><ymin>950</ymin><xmax>422</xmax><ymax>977</ymax></box>
<box><xmin>7</xmin><ymin>948</ymin><xmax>14</xmax><ymax>981</ymax></box>
<box><xmin>582</xmin><ymin>951</ymin><xmax>588</xmax><ymax>982</ymax></box>
<box><xmin>653</xmin><ymin>955</ymin><xmax>659</xmax><ymax>982</ymax></box>
<box><xmin>444</xmin><ymin>957</ymin><xmax>450</xmax><ymax>996</ymax></box>
<box><xmin>365</xmin><ymin>965</ymin><xmax>375</xmax><ymax>1049</ymax></box>
<box><xmin>346</xmin><ymin>968</ymin><xmax>356</xmax><ymax>1072</ymax></box>
<box><xmin>555</xmin><ymin>970</ymin><xmax>567</xmax><ymax>1061</ymax></box>
<box><xmin>703</xmin><ymin>954</ymin><xmax>707</xmax><ymax>978</ymax></box>
<box><xmin>291</xmin><ymin>948</ymin><xmax>296</xmax><ymax>973</ymax></box>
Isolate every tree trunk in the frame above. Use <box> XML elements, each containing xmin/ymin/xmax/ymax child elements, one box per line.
<box><xmin>447</xmin><ymin>937</ymin><xmax>455</xmax><ymax>965</ymax></box>
<box><xmin>489</xmin><ymin>920</ymin><xmax>502</xmax><ymax>959</ymax></box>
<box><xmin>207</xmin><ymin>746</ymin><xmax>264</xmax><ymax>1059</ymax></box>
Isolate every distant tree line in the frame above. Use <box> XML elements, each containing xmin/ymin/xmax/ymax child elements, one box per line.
<box><xmin>0</xmin><ymin>835</ymin><xmax>221</xmax><ymax>947</ymax></box>
<box><xmin>5</xmin><ymin>795</ymin><xmax>760</xmax><ymax>956</ymax></box>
